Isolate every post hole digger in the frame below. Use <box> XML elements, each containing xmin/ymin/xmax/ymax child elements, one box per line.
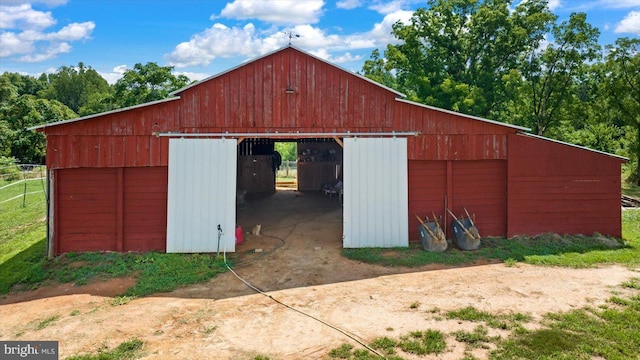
<box><xmin>446</xmin><ymin>208</ymin><xmax>481</xmax><ymax>250</ymax></box>
<box><xmin>414</xmin><ymin>213</ymin><xmax>447</xmax><ymax>252</ymax></box>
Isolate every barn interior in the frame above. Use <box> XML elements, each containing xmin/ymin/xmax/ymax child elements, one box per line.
<box><xmin>235</xmin><ymin>138</ymin><xmax>344</xmax><ymax>256</ymax></box>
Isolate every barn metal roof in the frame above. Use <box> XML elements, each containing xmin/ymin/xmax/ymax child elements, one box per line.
<box><xmin>28</xmin><ymin>96</ymin><xmax>181</xmax><ymax>131</ymax></box>
<box><xmin>170</xmin><ymin>44</ymin><xmax>407</xmax><ymax>98</ymax></box>
<box><xmin>519</xmin><ymin>133</ymin><xmax>628</xmax><ymax>161</ymax></box>
<box><xmin>395</xmin><ymin>98</ymin><xmax>532</xmax><ymax>132</ymax></box>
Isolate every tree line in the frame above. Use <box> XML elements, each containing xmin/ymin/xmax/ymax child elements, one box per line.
<box><xmin>361</xmin><ymin>0</ymin><xmax>639</xmax><ymax>184</ymax></box>
<box><xmin>0</xmin><ymin>62</ymin><xmax>191</xmax><ymax>166</ymax></box>
<box><xmin>0</xmin><ymin>0</ymin><xmax>638</xmax><ymax>184</ymax></box>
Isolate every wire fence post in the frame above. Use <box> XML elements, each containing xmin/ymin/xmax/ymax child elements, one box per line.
<box><xmin>22</xmin><ymin>167</ymin><xmax>27</xmax><ymax>208</ymax></box>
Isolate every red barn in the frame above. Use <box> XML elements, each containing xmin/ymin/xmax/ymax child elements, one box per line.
<box><xmin>32</xmin><ymin>46</ymin><xmax>625</xmax><ymax>255</ymax></box>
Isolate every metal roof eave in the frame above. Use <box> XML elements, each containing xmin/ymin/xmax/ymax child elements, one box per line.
<box><xmin>395</xmin><ymin>98</ymin><xmax>531</xmax><ymax>132</ymax></box>
<box><xmin>519</xmin><ymin>133</ymin><xmax>629</xmax><ymax>161</ymax></box>
<box><xmin>28</xmin><ymin>97</ymin><xmax>181</xmax><ymax>131</ymax></box>
<box><xmin>170</xmin><ymin>44</ymin><xmax>407</xmax><ymax>98</ymax></box>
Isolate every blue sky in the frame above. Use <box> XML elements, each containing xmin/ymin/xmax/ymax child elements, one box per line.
<box><xmin>1</xmin><ymin>0</ymin><xmax>639</xmax><ymax>84</ymax></box>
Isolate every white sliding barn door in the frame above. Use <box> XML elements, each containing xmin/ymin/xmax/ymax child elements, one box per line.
<box><xmin>343</xmin><ymin>137</ymin><xmax>409</xmax><ymax>248</ymax></box>
<box><xmin>166</xmin><ymin>138</ymin><xmax>237</xmax><ymax>253</ymax></box>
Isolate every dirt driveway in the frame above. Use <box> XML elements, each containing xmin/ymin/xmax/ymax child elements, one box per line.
<box><xmin>1</xmin><ymin>189</ymin><xmax>638</xmax><ymax>359</ymax></box>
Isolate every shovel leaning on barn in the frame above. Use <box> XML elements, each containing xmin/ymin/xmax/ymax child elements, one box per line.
<box><xmin>446</xmin><ymin>208</ymin><xmax>481</xmax><ymax>250</ymax></box>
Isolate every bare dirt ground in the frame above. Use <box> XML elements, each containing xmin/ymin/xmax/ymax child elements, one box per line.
<box><xmin>1</xmin><ymin>189</ymin><xmax>638</xmax><ymax>359</ymax></box>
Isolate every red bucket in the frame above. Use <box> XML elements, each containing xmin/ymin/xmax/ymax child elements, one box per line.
<box><xmin>235</xmin><ymin>225</ymin><xmax>243</xmax><ymax>245</ymax></box>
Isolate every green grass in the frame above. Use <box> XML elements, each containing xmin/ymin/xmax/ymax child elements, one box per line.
<box><xmin>622</xmin><ymin>178</ymin><xmax>640</xmax><ymax>198</ymax></box>
<box><xmin>446</xmin><ymin>306</ymin><xmax>531</xmax><ymax>330</ymax></box>
<box><xmin>35</xmin><ymin>315</ymin><xmax>60</xmax><ymax>330</ymax></box>
<box><xmin>66</xmin><ymin>339</ymin><xmax>144</xmax><ymax>360</ymax></box>
<box><xmin>47</xmin><ymin>251</ymin><xmax>226</xmax><ymax>297</ymax></box>
<box><xmin>491</xmin><ymin>285</ymin><xmax>640</xmax><ymax>359</ymax></box>
<box><xmin>0</xmin><ymin>179</ymin><xmax>47</xmax><ymax>264</ymax></box>
<box><xmin>343</xmin><ymin>209</ymin><xmax>640</xmax><ymax>269</ymax></box>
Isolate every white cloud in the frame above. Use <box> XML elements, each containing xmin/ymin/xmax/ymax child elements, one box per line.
<box><xmin>166</xmin><ymin>5</ymin><xmax>413</xmax><ymax>69</ymax></box>
<box><xmin>336</xmin><ymin>0</ymin><xmax>362</xmax><ymax>10</ymax></box>
<box><xmin>175</xmin><ymin>71</ymin><xmax>211</xmax><ymax>82</ymax></box>
<box><xmin>18</xmin><ymin>41</ymin><xmax>71</xmax><ymax>62</ymax></box>
<box><xmin>368</xmin><ymin>0</ymin><xmax>421</xmax><ymax>15</ymax></box>
<box><xmin>99</xmin><ymin>64</ymin><xmax>128</xmax><ymax>84</ymax></box>
<box><xmin>615</xmin><ymin>10</ymin><xmax>640</xmax><ymax>34</ymax></box>
<box><xmin>367</xmin><ymin>10</ymin><xmax>413</xmax><ymax>45</ymax></box>
<box><xmin>166</xmin><ymin>23</ymin><xmax>270</xmax><ymax>67</ymax></box>
<box><xmin>51</xmin><ymin>21</ymin><xmax>94</xmax><ymax>41</ymax></box>
<box><xmin>0</xmin><ymin>3</ymin><xmax>56</xmax><ymax>30</ymax></box>
<box><xmin>548</xmin><ymin>0</ymin><xmax>562</xmax><ymax>10</ymax></box>
<box><xmin>596</xmin><ymin>0</ymin><xmax>640</xmax><ymax>9</ymax></box>
<box><xmin>218</xmin><ymin>0</ymin><xmax>325</xmax><ymax>25</ymax></box>
<box><xmin>0</xmin><ymin>3</ymin><xmax>94</xmax><ymax>62</ymax></box>
<box><xmin>310</xmin><ymin>49</ymin><xmax>362</xmax><ymax>63</ymax></box>
<box><xmin>0</xmin><ymin>32</ymin><xmax>33</xmax><ymax>57</ymax></box>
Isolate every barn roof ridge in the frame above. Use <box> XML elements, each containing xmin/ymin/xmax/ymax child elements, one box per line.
<box><xmin>519</xmin><ymin>133</ymin><xmax>628</xmax><ymax>161</ymax></box>
<box><xmin>169</xmin><ymin>44</ymin><xmax>407</xmax><ymax>98</ymax></box>
<box><xmin>28</xmin><ymin>96</ymin><xmax>181</xmax><ymax>131</ymax></box>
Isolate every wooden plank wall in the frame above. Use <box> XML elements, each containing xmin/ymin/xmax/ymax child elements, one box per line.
<box><xmin>43</xmin><ymin>47</ymin><xmax>517</xmax><ymax>169</ymax></box>
<box><xmin>408</xmin><ymin>160</ymin><xmax>507</xmax><ymax>241</ymax></box>
<box><xmin>507</xmin><ymin>134</ymin><xmax>623</xmax><ymax>237</ymax></box>
<box><xmin>451</xmin><ymin>160</ymin><xmax>507</xmax><ymax>237</ymax></box>
<box><xmin>408</xmin><ymin>161</ymin><xmax>446</xmax><ymax>241</ymax></box>
<box><xmin>56</xmin><ymin>167</ymin><xmax>167</xmax><ymax>254</ymax></box>
<box><xmin>57</xmin><ymin>168</ymin><xmax>117</xmax><ymax>253</ymax></box>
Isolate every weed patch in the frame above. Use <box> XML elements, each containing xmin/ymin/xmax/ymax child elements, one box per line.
<box><xmin>66</xmin><ymin>338</ymin><xmax>144</xmax><ymax>360</ymax></box>
<box><xmin>491</xmin><ymin>282</ymin><xmax>640</xmax><ymax>359</ymax></box>
<box><xmin>35</xmin><ymin>315</ymin><xmax>60</xmax><ymax>330</ymax></box>
<box><xmin>445</xmin><ymin>306</ymin><xmax>530</xmax><ymax>330</ymax></box>
<box><xmin>398</xmin><ymin>330</ymin><xmax>446</xmax><ymax>355</ymax></box>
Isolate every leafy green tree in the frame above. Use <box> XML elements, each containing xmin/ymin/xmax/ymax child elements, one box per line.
<box><xmin>0</xmin><ymin>72</ymin><xmax>46</xmax><ymax>98</ymax></box>
<box><xmin>380</xmin><ymin>0</ymin><xmax>554</xmax><ymax>117</ymax></box>
<box><xmin>274</xmin><ymin>142</ymin><xmax>297</xmax><ymax>161</ymax></box>
<box><xmin>39</xmin><ymin>62</ymin><xmax>112</xmax><ymax>114</ymax></box>
<box><xmin>518</xmin><ymin>12</ymin><xmax>601</xmax><ymax>136</ymax></box>
<box><xmin>0</xmin><ymin>95</ymin><xmax>76</xmax><ymax>163</ymax></box>
<box><xmin>605</xmin><ymin>37</ymin><xmax>640</xmax><ymax>184</ymax></box>
<box><xmin>113</xmin><ymin>62</ymin><xmax>191</xmax><ymax>108</ymax></box>
<box><xmin>360</xmin><ymin>49</ymin><xmax>397</xmax><ymax>89</ymax></box>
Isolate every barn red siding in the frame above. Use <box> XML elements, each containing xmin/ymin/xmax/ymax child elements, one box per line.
<box><xmin>408</xmin><ymin>161</ymin><xmax>446</xmax><ymax>241</ymax></box>
<box><xmin>57</xmin><ymin>168</ymin><xmax>118</xmax><ymax>253</ymax></box>
<box><xmin>451</xmin><ymin>160</ymin><xmax>507</xmax><ymax>237</ymax></box>
<box><xmin>407</xmin><ymin>160</ymin><xmax>507</xmax><ymax>241</ymax></box>
<box><xmin>55</xmin><ymin>167</ymin><xmax>167</xmax><ymax>254</ymax></box>
<box><xmin>507</xmin><ymin>134</ymin><xmax>623</xmax><ymax>237</ymax></box>
<box><xmin>123</xmin><ymin>167</ymin><xmax>167</xmax><ymax>252</ymax></box>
